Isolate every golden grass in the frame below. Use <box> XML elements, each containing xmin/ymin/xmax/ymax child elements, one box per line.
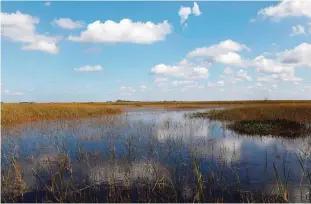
<box><xmin>2</xmin><ymin>101</ymin><xmax>311</xmax><ymax>126</ymax></box>
<box><xmin>190</xmin><ymin>104</ymin><xmax>311</xmax><ymax>123</ymax></box>
<box><xmin>190</xmin><ymin>104</ymin><xmax>311</xmax><ymax>137</ymax></box>
<box><xmin>1</xmin><ymin>103</ymin><xmax>123</xmax><ymax>125</ymax></box>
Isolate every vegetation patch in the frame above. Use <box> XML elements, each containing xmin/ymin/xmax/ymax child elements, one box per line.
<box><xmin>189</xmin><ymin>105</ymin><xmax>311</xmax><ymax>137</ymax></box>
<box><xmin>1</xmin><ymin>103</ymin><xmax>123</xmax><ymax>126</ymax></box>
<box><xmin>228</xmin><ymin>119</ymin><xmax>310</xmax><ymax>137</ymax></box>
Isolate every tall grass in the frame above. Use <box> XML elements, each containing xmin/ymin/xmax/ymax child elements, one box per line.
<box><xmin>1</xmin><ymin>103</ymin><xmax>123</xmax><ymax>125</ymax></box>
<box><xmin>189</xmin><ymin>105</ymin><xmax>311</xmax><ymax>123</ymax></box>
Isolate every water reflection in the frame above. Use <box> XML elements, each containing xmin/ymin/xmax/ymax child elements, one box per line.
<box><xmin>1</xmin><ymin>109</ymin><xmax>310</xmax><ymax>202</ymax></box>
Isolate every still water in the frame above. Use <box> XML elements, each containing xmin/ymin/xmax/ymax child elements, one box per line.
<box><xmin>1</xmin><ymin>109</ymin><xmax>311</xmax><ymax>202</ymax></box>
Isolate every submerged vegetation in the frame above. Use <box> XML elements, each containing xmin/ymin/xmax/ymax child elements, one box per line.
<box><xmin>189</xmin><ymin>105</ymin><xmax>311</xmax><ymax>137</ymax></box>
<box><xmin>1</xmin><ymin>103</ymin><xmax>123</xmax><ymax>125</ymax></box>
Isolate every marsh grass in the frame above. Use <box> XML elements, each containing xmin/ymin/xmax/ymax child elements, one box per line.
<box><xmin>189</xmin><ymin>105</ymin><xmax>311</xmax><ymax>137</ymax></box>
<box><xmin>229</xmin><ymin>119</ymin><xmax>310</xmax><ymax>137</ymax></box>
<box><xmin>1</xmin><ymin>103</ymin><xmax>123</xmax><ymax>126</ymax></box>
<box><xmin>189</xmin><ymin>105</ymin><xmax>311</xmax><ymax>123</ymax></box>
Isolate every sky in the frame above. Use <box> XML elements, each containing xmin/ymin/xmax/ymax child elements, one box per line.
<box><xmin>1</xmin><ymin>0</ymin><xmax>311</xmax><ymax>102</ymax></box>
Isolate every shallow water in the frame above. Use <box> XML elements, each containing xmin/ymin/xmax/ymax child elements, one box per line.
<box><xmin>1</xmin><ymin>109</ymin><xmax>311</xmax><ymax>202</ymax></box>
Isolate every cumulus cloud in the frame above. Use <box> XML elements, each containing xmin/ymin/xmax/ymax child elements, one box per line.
<box><xmin>178</xmin><ymin>2</ymin><xmax>202</xmax><ymax>25</ymax></box>
<box><xmin>52</xmin><ymin>18</ymin><xmax>84</xmax><ymax>30</ymax></box>
<box><xmin>258</xmin><ymin>0</ymin><xmax>311</xmax><ymax>20</ymax></box>
<box><xmin>251</xmin><ymin>55</ymin><xmax>294</xmax><ymax>74</ymax></box>
<box><xmin>215</xmin><ymin>52</ymin><xmax>244</xmax><ymax>66</ymax></box>
<box><xmin>68</xmin><ymin>19</ymin><xmax>172</xmax><ymax>44</ymax></box>
<box><xmin>1</xmin><ymin>11</ymin><xmax>60</xmax><ymax>54</ymax></box>
<box><xmin>151</xmin><ymin>59</ymin><xmax>209</xmax><ymax>79</ymax></box>
<box><xmin>221</xmin><ymin>68</ymin><xmax>252</xmax><ymax>83</ymax></box>
<box><xmin>154</xmin><ymin>77</ymin><xmax>168</xmax><ymax>83</ymax></box>
<box><xmin>74</xmin><ymin>65</ymin><xmax>103</xmax><ymax>72</ymax></box>
<box><xmin>277</xmin><ymin>43</ymin><xmax>311</xmax><ymax>68</ymax></box>
<box><xmin>188</xmin><ymin>40</ymin><xmax>249</xmax><ymax>58</ymax></box>
<box><xmin>290</xmin><ymin>24</ymin><xmax>306</xmax><ymax>36</ymax></box>
<box><xmin>192</xmin><ymin>2</ymin><xmax>202</xmax><ymax>16</ymax></box>
<box><xmin>178</xmin><ymin>6</ymin><xmax>192</xmax><ymax>24</ymax></box>
<box><xmin>236</xmin><ymin>70</ymin><xmax>253</xmax><ymax>81</ymax></box>
<box><xmin>188</xmin><ymin>40</ymin><xmax>249</xmax><ymax>66</ymax></box>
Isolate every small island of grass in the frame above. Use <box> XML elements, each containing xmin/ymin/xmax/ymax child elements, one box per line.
<box><xmin>189</xmin><ymin>105</ymin><xmax>311</xmax><ymax>137</ymax></box>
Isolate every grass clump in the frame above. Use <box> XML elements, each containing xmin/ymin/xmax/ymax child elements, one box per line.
<box><xmin>1</xmin><ymin>103</ymin><xmax>123</xmax><ymax>125</ymax></box>
<box><xmin>229</xmin><ymin>119</ymin><xmax>309</xmax><ymax>137</ymax></box>
<box><xmin>189</xmin><ymin>105</ymin><xmax>311</xmax><ymax>137</ymax></box>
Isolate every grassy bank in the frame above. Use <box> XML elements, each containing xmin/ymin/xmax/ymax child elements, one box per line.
<box><xmin>1</xmin><ymin>103</ymin><xmax>123</xmax><ymax>125</ymax></box>
<box><xmin>190</xmin><ymin>105</ymin><xmax>311</xmax><ymax>137</ymax></box>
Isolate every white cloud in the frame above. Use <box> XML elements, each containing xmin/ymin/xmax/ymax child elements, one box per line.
<box><xmin>44</xmin><ymin>2</ymin><xmax>51</xmax><ymax>6</ymax></box>
<box><xmin>192</xmin><ymin>2</ymin><xmax>202</xmax><ymax>16</ymax></box>
<box><xmin>258</xmin><ymin>0</ymin><xmax>311</xmax><ymax>20</ymax></box>
<box><xmin>257</xmin><ymin>73</ymin><xmax>302</xmax><ymax>82</ymax></box>
<box><xmin>277</xmin><ymin>43</ymin><xmax>311</xmax><ymax>68</ymax></box>
<box><xmin>178</xmin><ymin>2</ymin><xmax>202</xmax><ymax>25</ymax></box>
<box><xmin>68</xmin><ymin>19</ymin><xmax>172</xmax><ymax>44</ymax></box>
<box><xmin>188</xmin><ymin>40</ymin><xmax>249</xmax><ymax>58</ymax></box>
<box><xmin>251</xmin><ymin>55</ymin><xmax>294</xmax><ymax>74</ymax></box>
<box><xmin>221</xmin><ymin>68</ymin><xmax>252</xmax><ymax>83</ymax></box>
<box><xmin>2</xmin><ymin>90</ymin><xmax>24</xmax><ymax>96</ymax></box>
<box><xmin>151</xmin><ymin>59</ymin><xmax>209</xmax><ymax>79</ymax></box>
<box><xmin>188</xmin><ymin>40</ymin><xmax>249</xmax><ymax>66</ymax></box>
<box><xmin>178</xmin><ymin>6</ymin><xmax>192</xmax><ymax>24</ymax></box>
<box><xmin>208</xmin><ymin>80</ymin><xmax>225</xmax><ymax>87</ymax></box>
<box><xmin>172</xmin><ymin>80</ymin><xmax>194</xmax><ymax>86</ymax></box>
<box><xmin>290</xmin><ymin>24</ymin><xmax>306</xmax><ymax>36</ymax></box>
<box><xmin>215</xmin><ymin>52</ymin><xmax>244</xmax><ymax>65</ymax></box>
<box><xmin>140</xmin><ymin>85</ymin><xmax>147</xmax><ymax>89</ymax></box>
<box><xmin>74</xmin><ymin>65</ymin><xmax>103</xmax><ymax>72</ymax></box>
<box><xmin>154</xmin><ymin>77</ymin><xmax>168</xmax><ymax>83</ymax></box>
<box><xmin>236</xmin><ymin>70</ymin><xmax>253</xmax><ymax>81</ymax></box>
<box><xmin>52</xmin><ymin>18</ymin><xmax>84</xmax><ymax>30</ymax></box>
<box><xmin>1</xmin><ymin>11</ymin><xmax>60</xmax><ymax>54</ymax></box>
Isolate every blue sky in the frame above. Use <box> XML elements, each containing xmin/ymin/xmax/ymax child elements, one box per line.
<box><xmin>1</xmin><ymin>1</ymin><xmax>311</xmax><ymax>102</ymax></box>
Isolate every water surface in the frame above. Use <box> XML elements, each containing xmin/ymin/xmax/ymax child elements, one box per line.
<box><xmin>2</xmin><ymin>109</ymin><xmax>311</xmax><ymax>202</ymax></box>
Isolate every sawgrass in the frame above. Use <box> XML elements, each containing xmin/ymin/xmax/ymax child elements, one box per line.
<box><xmin>1</xmin><ymin>103</ymin><xmax>123</xmax><ymax>125</ymax></box>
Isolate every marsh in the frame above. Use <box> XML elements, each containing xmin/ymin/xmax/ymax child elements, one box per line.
<box><xmin>1</xmin><ymin>108</ymin><xmax>311</xmax><ymax>203</ymax></box>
